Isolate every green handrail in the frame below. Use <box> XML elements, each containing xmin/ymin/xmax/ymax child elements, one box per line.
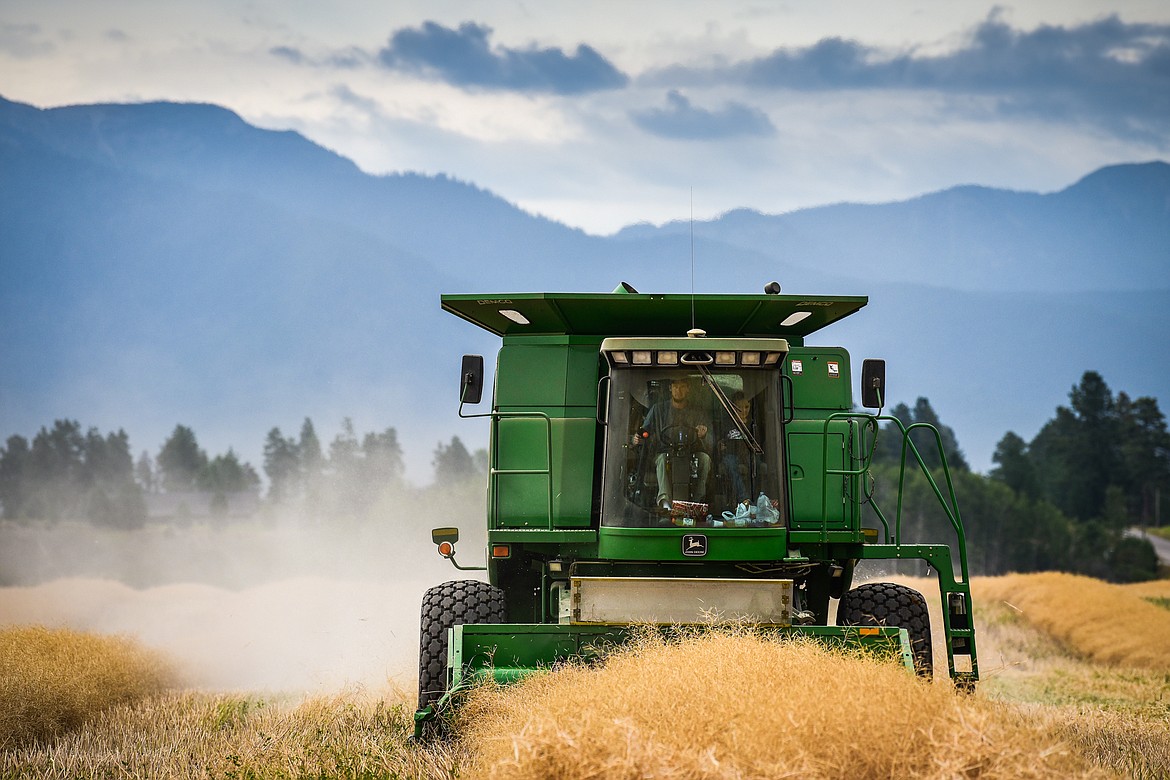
<box><xmin>817</xmin><ymin>412</ymin><xmax>971</xmax><ymax>584</ymax></box>
<box><xmin>489</xmin><ymin>410</ymin><xmax>555</xmax><ymax>529</ymax></box>
<box><xmin>459</xmin><ymin>392</ymin><xmax>555</xmax><ymax>529</ymax></box>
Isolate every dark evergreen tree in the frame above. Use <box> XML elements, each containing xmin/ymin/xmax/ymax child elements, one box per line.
<box><xmin>1029</xmin><ymin>405</ymin><xmax>1083</xmax><ymax>518</ymax></box>
<box><xmin>433</xmin><ymin>436</ymin><xmax>478</xmax><ymax>483</ymax></box>
<box><xmin>328</xmin><ymin>418</ymin><xmax>360</xmax><ymax>467</ymax></box>
<box><xmin>872</xmin><ymin>402</ymin><xmax>913</xmax><ymax>464</ymax></box>
<box><xmin>0</xmin><ymin>435</ymin><xmax>31</xmax><ymax>519</ymax></box>
<box><xmin>325</xmin><ymin>418</ymin><xmax>362</xmax><ymax>511</ymax></box>
<box><xmin>298</xmin><ymin>418</ymin><xmax>323</xmax><ymax>477</ymax></box>
<box><xmin>157</xmin><ymin>425</ymin><xmax>208</xmax><ymax>492</ymax></box>
<box><xmin>263</xmin><ymin>427</ymin><xmax>299</xmax><ymax>503</ymax></box>
<box><xmin>0</xmin><ymin>422</ymin><xmax>144</xmax><ymax>525</ymax></box>
<box><xmin>135</xmin><ymin>450</ymin><xmax>156</xmax><ymax>493</ymax></box>
<box><xmin>363</xmin><ymin>427</ymin><xmax>404</xmax><ymax>485</ymax></box>
<box><xmin>27</xmin><ymin>420</ymin><xmax>86</xmax><ymax>519</ymax></box>
<box><xmin>198</xmin><ymin>449</ymin><xmax>260</xmax><ymax>518</ymax></box>
<box><xmin>911</xmin><ymin>397</ymin><xmax>968</xmax><ymax>471</ymax></box>
<box><xmin>871</xmin><ymin>398</ymin><xmax>966</xmax><ymax>472</ymax></box>
<box><xmin>83</xmin><ymin>427</ymin><xmax>145</xmax><ymax>528</ymax></box>
<box><xmin>989</xmin><ymin>431</ymin><xmax>1038</xmax><ymax>498</ymax></box>
<box><xmin>474</xmin><ymin>447</ymin><xmax>489</xmax><ymax>475</ymax></box>
<box><xmin>1069</xmin><ymin>371</ymin><xmax>1120</xmax><ymax>517</ymax></box>
<box><xmin>1115</xmin><ymin>392</ymin><xmax>1170</xmax><ymax>525</ymax></box>
<box><xmin>83</xmin><ymin>429</ymin><xmax>133</xmax><ymax>487</ymax></box>
<box><xmin>298</xmin><ymin>418</ymin><xmax>324</xmax><ymax>511</ymax></box>
<box><xmin>200</xmin><ymin>449</ymin><xmax>259</xmax><ymax>494</ymax></box>
<box><xmin>1108</xmin><ymin>535</ymin><xmax>1160</xmax><ymax>582</ymax></box>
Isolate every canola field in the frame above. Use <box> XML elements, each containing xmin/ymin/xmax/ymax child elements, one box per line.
<box><xmin>2</xmin><ymin>573</ymin><xmax>1169</xmax><ymax>779</ymax></box>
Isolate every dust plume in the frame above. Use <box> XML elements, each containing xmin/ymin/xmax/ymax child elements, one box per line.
<box><xmin>0</xmin><ymin>483</ymin><xmax>488</xmax><ymax>694</ymax></box>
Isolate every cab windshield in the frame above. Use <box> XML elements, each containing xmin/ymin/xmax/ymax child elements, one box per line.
<box><xmin>602</xmin><ymin>367</ymin><xmax>786</xmax><ymax>528</ymax></box>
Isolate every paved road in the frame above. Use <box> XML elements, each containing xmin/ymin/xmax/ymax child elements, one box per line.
<box><xmin>1126</xmin><ymin>527</ymin><xmax>1170</xmax><ymax>565</ymax></box>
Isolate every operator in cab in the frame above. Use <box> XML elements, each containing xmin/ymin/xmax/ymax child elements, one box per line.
<box><xmin>634</xmin><ymin>376</ymin><xmax>712</xmax><ymax>512</ymax></box>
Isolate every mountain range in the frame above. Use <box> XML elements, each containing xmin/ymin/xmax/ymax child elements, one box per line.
<box><xmin>1</xmin><ymin>95</ymin><xmax>1167</xmax><ymax>478</ymax></box>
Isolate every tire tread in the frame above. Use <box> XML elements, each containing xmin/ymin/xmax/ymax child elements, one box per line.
<box><xmin>418</xmin><ymin>580</ymin><xmax>506</xmax><ymax>709</ymax></box>
<box><xmin>837</xmin><ymin>581</ymin><xmax>933</xmax><ymax>677</ymax></box>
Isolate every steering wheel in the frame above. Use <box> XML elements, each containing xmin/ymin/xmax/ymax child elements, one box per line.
<box><xmin>656</xmin><ymin>423</ymin><xmax>695</xmax><ymax>450</ymax></box>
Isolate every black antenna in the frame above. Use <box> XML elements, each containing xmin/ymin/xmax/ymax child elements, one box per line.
<box><xmin>690</xmin><ymin>188</ymin><xmax>695</xmax><ymax>331</ymax></box>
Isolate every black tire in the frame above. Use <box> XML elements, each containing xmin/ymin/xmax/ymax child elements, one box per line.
<box><xmin>837</xmin><ymin>582</ymin><xmax>933</xmax><ymax>677</ymax></box>
<box><xmin>418</xmin><ymin>580</ymin><xmax>506</xmax><ymax>709</ymax></box>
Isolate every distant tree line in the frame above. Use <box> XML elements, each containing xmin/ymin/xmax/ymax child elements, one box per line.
<box><xmin>0</xmin><ymin>416</ymin><xmax>485</xmax><ymax>526</ymax></box>
<box><xmin>871</xmin><ymin>371</ymin><xmax>1167</xmax><ymax>582</ymax></box>
<box><xmin>1</xmin><ymin>371</ymin><xmax>1165</xmax><ymax>582</ymax></box>
<box><xmin>0</xmin><ymin>420</ymin><xmax>145</xmax><ymax>527</ymax></box>
<box><xmin>259</xmin><ymin>417</ymin><xmax>486</xmax><ymax>519</ymax></box>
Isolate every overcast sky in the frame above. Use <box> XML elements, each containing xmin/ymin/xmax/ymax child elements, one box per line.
<box><xmin>2</xmin><ymin>0</ymin><xmax>1168</xmax><ymax>233</ymax></box>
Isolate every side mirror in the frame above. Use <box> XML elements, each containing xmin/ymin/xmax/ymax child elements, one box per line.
<box><xmin>860</xmin><ymin>359</ymin><xmax>886</xmax><ymax>409</ymax></box>
<box><xmin>431</xmin><ymin>526</ymin><xmax>460</xmax><ymax>558</ymax></box>
<box><xmin>460</xmin><ymin>355</ymin><xmax>484</xmax><ymax>405</ymax></box>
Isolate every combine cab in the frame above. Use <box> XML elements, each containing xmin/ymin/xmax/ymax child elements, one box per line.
<box><xmin>416</xmin><ymin>286</ymin><xmax>978</xmax><ymax>734</ymax></box>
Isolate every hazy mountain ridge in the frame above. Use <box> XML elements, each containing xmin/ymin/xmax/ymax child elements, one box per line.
<box><xmin>1</xmin><ymin>95</ymin><xmax>1167</xmax><ymax>477</ymax></box>
<box><xmin>0</xmin><ymin>97</ymin><xmax>603</xmax><ymax>291</ymax></box>
<box><xmin>616</xmin><ymin>161</ymin><xmax>1170</xmax><ymax>293</ymax></box>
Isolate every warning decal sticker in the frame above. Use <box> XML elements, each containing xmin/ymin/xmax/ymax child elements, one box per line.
<box><xmin>827</xmin><ymin>361</ymin><xmax>839</xmax><ymax>378</ymax></box>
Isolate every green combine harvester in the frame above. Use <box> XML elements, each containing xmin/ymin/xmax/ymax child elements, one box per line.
<box><xmin>415</xmin><ymin>284</ymin><xmax>978</xmax><ymax>735</ymax></box>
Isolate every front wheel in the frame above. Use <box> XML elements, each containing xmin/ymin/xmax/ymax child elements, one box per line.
<box><xmin>837</xmin><ymin>582</ymin><xmax>933</xmax><ymax>677</ymax></box>
<box><xmin>418</xmin><ymin>580</ymin><xmax>506</xmax><ymax>709</ymax></box>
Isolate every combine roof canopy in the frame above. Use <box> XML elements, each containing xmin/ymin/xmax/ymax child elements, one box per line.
<box><xmin>441</xmin><ymin>292</ymin><xmax>866</xmax><ymax>339</ymax></box>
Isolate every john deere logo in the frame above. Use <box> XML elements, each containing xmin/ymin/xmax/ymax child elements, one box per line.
<box><xmin>682</xmin><ymin>534</ymin><xmax>707</xmax><ymax>557</ymax></box>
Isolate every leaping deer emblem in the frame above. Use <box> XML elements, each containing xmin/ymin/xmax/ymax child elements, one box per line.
<box><xmin>683</xmin><ymin>534</ymin><xmax>707</xmax><ymax>556</ymax></box>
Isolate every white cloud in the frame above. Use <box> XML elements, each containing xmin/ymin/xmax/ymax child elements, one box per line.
<box><xmin>1</xmin><ymin>1</ymin><xmax>1167</xmax><ymax>234</ymax></box>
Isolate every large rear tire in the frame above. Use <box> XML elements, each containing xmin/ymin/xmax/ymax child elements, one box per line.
<box><xmin>418</xmin><ymin>580</ymin><xmax>506</xmax><ymax>709</ymax></box>
<box><xmin>837</xmin><ymin>582</ymin><xmax>933</xmax><ymax>677</ymax></box>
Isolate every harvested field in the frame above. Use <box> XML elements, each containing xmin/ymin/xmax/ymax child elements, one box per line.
<box><xmin>975</xmin><ymin>572</ymin><xmax>1170</xmax><ymax>670</ymax></box>
<box><xmin>1</xmin><ymin>571</ymin><xmax>1168</xmax><ymax>778</ymax></box>
<box><xmin>972</xmin><ymin>574</ymin><xmax>1170</xmax><ymax>779</ymax></box>
<box><xmin>461</xmin><ymin>631</ymin><xmax>1102</xmax><ymax>780</ymax></box>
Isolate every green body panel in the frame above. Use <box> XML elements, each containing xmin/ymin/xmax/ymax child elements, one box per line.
<box><xmin>450</xmin><ymin>624</ymin><xmax>620</xmax><ymax>683</ymax></box>
<box><xmin>495</xmin><ymin>342</ymin><xmax>601</xmax><ymax>407</ymax></box>
<box><xmin>441</xmin><ymin>292</ymin><xmax>867</xmax><ymax>341</ymax></box>
<box><xmin>785</xmin><ymin>347</ymin><xmax>853</xmax><ymax>411</ymax></box>
<box><xmin>453</xmin><ymin>622</ymin><xmax>912</xmax><ymax>676</ymax></box>
<box><xmin>494</xmin><ymin>416</ymin><xmax>595</xmax><ymax>528</ymax></box>
<box><xmin>488</xmin><ymin>529</ymin><xmax>598</xmax><ymax>544</ymax></box>
<box><xmin>489</xmin><ymin>339</ymin><xmax>601</xmax><ymax>530</ymax></box>
<box><xmin>786</xmin><ymin>419</ymin><xmax>857</xmax><ymax>530</ymax></box>
<box><xmin>783</xmin><ymin>346</ymin><xmax>858</xmax><ymax>532</ymax></box>
<box><xmin>597</xmin><ymin>526</ymin><xmax>787</xmax><ymax>561</ymax></box>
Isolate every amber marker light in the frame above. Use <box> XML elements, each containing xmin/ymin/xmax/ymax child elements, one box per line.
<box><xmin>437</xmin><ymin>541</ymin><xmax>455</xmax><ymax>558</ymax></box>
<box><xmin>492</xmin><ymin>544</ymin><xmax>512</xmax><ymax>558</ymax></box>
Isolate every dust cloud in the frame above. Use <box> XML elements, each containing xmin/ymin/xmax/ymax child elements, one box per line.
<box><xmin>0</xmin><ymin>576</ymin><xmax>429</xmax><ymax>692</ymax></box>
<box><xmin>0</xmin><ymin>486</ymin><xmax>487</xmax><ymax>695</ymax></box>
